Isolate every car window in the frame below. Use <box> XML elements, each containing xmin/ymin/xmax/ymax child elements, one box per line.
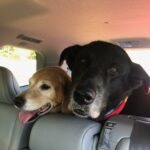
<box><xmin>0</xmin><ymin>45</ymin><xmax>36</xmax><ymax>86</ymax></box>
<box><xmin>126</xmin><ymin>48</ymin><xmax>150</xmax><ymax>75</ymax></box>
<box><xmin>61</xmin><ymin>60</ymin><xmax>71</xmax><ymax>77</ymax></box>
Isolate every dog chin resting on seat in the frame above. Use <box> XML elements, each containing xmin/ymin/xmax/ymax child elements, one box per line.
<box><xmin>14</xmin><ymin>67</ymin><xmax>71</xmax><ymax>124</ymax></box>
<box><xmin>59</xmin><ymin>41</ymin><xmax>150</xmax><ymax>121</ymax></box>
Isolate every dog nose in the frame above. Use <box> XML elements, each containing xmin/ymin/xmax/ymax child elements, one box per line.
<box><xmin>13</xmin><ymin>96</ymin><xmax>25</xmax><ymax>108</ymax></box>
<box><xmin>74</xmin><ymin>89</ymin><xmax>95</xmax><ymax>105</ymax></box>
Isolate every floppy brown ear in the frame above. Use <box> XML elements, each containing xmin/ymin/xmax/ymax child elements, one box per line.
<box><xmin>129</xmin><ymin>63</ymin><xmax>150</xmax><ymax>94</ymax></box>
<box><xmin>59</xmin><ymin>45</ymin><xmax>81</xmax><ymax>70</ymax></box>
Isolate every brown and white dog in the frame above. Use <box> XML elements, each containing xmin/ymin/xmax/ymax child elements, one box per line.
<box><xmin>14</xmin><ymin>67</ymin><xmax>71</xmax><ymax>123</ymax></box>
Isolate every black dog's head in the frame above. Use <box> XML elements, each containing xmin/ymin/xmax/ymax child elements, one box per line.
<box><xmin>59</xmin><ymin>41</ymin><xmax>150</xmax><ymax>119</ymax></box>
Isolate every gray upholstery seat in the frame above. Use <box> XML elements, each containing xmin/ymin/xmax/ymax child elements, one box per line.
<box><xmin>29</xmin><ymin>113</ymin><xmax>101</xmax><ymax>150</ymax></box>
<box><xmin>98</xmin><ymin>115</ymin><xmax>150</xmax><ymax>150</ymax></box>
<box><xmin>0</xmin><ymin>66</ymin><xmax>33</xmax><ymax>150</ymax></box>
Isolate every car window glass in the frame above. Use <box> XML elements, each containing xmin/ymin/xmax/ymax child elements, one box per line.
<box><xmin>126</xmin><ymin>48</ymin><xmax>150</xmax><ymax>75</ymax></box>
<box><xmin>0</xmin><ymin>45</ymin><xmax>36</xmax><ymax>86</ymax></box>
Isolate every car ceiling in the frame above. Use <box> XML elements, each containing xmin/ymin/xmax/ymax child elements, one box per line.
<box><xmin>0</xmin><ymin>0</ymin><xmax>150</xmax><ymax>64</ymax></box>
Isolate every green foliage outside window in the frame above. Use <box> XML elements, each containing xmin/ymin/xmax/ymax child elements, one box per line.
<box><xmin>0</xmin><ymin>45</ymin><xmax>36</xmax><ymax>60</ymax></box>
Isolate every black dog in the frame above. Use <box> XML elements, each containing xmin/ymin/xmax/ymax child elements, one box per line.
<box><xmin>59</xmin><ymin>41</ymin><xmax>150</xmax><ymax>120</ymax></box>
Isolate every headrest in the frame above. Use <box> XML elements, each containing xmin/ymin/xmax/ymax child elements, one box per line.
<box><xmin>29</xmin><ymin>114</ymin><xmax>101</xmax><ymax>150</ymax></box>
<box><xmin>0</xmin><ymin>66</ymin><xmax>21</xmax><ymax>104</ymax></box>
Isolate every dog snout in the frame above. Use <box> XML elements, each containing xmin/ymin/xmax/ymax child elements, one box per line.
<box><xmin>14</xmin><ymin>96</ymin><xmax>25</xmax><ymax>108</ymax></box>
<box><xmin>74</xmin><ymin>89</ymin><xmax>95</xmax><ymax>105</ymax></box>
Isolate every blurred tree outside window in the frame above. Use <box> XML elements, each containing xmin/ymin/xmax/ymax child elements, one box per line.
<box><xmin>0</xmin><ymin>45</ymin><xmax>36</xmax><ymax>86</ymax></box>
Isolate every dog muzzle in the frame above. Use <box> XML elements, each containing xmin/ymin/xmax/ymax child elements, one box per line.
<box><xmin>18</xmin><ymin>103</ymin><xmax>63</xmax><ymax>124</ymax></box>
<box><xmin>19</xmin><ymin>103</ymin><xmax>52</xmax><ymax>124</ymax></box>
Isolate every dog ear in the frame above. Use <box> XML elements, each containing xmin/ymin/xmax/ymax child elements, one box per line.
<box><xmin>129</xmin><ymin>63</ymin><xmax>150</xmax><ymax>94</ymax></box>
<box><xmin>59</xmin><ymin>45</ymin><xmax>81</xmax><ymax>70</ymax></box>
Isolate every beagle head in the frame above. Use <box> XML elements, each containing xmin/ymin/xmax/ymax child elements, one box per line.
<box><xmin>14</xmin><ymin>67</ymin><xmax>71</xmax><ymax>123</ymax></box>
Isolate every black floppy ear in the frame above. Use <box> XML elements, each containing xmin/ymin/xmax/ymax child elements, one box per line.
<box><xmin>129</xmin><ymin>63</ymin><xmax>150</xmax><ymax>94</ymax></box>
<box><xmin>59</xmin><ymin>45</ymin><xmax>81</xmax><ymax>70</ymax></box>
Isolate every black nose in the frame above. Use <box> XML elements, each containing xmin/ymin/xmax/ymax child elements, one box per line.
<box><xmin>73</xmin><ymin>89</ymin><xmax>95</xmax><ymax>105</ymax></box>
<box><xmin>13</xmin><ymin>96</ymin><xmax>25</xmax><ymax>108</ymax></box>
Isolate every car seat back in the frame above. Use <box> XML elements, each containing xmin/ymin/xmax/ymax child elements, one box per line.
<box><xmin>29</xmin><ymin>113</ymin><xmax>101</xmax><ymax>150</ymax></box>
<box><xmin>0</xmin><ymin>66</ymin><xmax>33</xmax><ymax>150</ymax></box>
<box><xmin>98</xmin><ymin>115</ymin><xmax>150</xmax><ymax>150</ymax></box>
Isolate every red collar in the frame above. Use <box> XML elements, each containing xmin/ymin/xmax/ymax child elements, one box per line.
<box><xmin>102</xmin><ymin>87</ymin><xmax>150</xmax><ymax>120</ymax></box>
<box><xmin>104</xmin><ymin>97</ymin><xmax>128</xmax><ymax>120</ymax></box>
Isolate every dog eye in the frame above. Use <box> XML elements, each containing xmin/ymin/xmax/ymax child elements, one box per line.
<box><xmin>107</xmin><ymin>67</ymin><xmax>118</xmax><ymax>77</ymax></box>
<box><xmin>40</xmin><ymin>84</ymin><xmax>51</xmax><ymax>90</ymax></box>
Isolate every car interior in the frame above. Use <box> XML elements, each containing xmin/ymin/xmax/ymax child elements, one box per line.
<box><xmin>0</xmin><ymin>0</ymin><xmax>150</xmax><ymax>150</ymax></box>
